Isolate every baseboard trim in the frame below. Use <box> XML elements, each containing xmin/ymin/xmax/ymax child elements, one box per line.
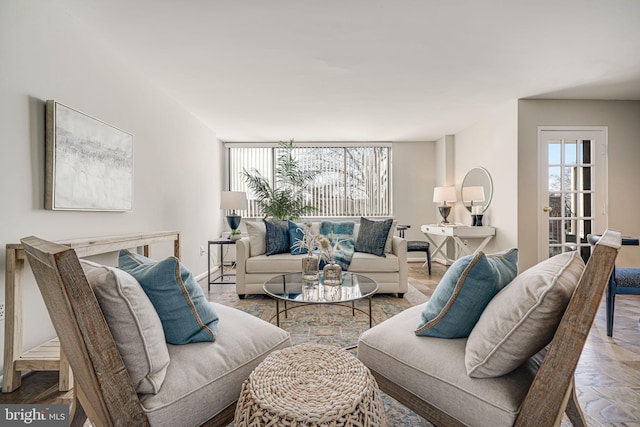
<box><xmin>195</xmin><ymin>266</ymin><xmax>219</xmax><ymax>282</ymax></box>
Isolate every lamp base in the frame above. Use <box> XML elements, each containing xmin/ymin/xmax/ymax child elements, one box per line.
<box><xmin>471</xmin><ymin>214</ymin><xmax>484</xmax><ymax>226</ymax></box>
<box><xmin>226</xmin><ymin>214</ymin><xmax>241</xmax><ymax>231</ymax></box>
<box><xmin>438</xmin><ymin>206</ymin><xmax>452</xmax><ymax>225</ymax></box>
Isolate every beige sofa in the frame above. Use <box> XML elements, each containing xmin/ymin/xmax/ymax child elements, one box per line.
<box><xmin>235</xmin><ymin>221</ymin><xmax>408</xmax><ymax>298</ymax></box>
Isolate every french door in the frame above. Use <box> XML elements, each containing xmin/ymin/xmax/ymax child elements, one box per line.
<box><xmin>538</xmin><ymin>127</ymin><xmax>608</xmax><ymax>262</ymax></box>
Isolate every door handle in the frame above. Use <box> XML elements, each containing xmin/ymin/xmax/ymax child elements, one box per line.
<box><xmin>543</xmin><ymin>206</ymin><xmax>552</xmax><ymax>212</ymax></box>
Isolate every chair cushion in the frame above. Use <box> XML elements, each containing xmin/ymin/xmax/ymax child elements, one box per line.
<box><xmin>264</xmin><ymin>219</ymin><xmax>290</xmax><ymax>255</ymax></box>
<box><xmin>465</xmin><ymin>251</ymin><xmax>585</xmax><ymax>378</ymax></box>
<box><xmin>415</xmin><ymin>249</ymin><xmax>518</xmax><ymax>338</ymax></box>
<box><xmin>80</xmin><ymin>260</ymin><xmax>170</xmax><ymax>395</ymax></box>
<box><xmin>358</xmin><ymin>304</ymin><xmax>541</xmax><ymax>427</ymax></box>
<box><xmin>355</xmin><ymin>217</ymin><xmax>393</xmax><ymax>257</ymax></box>
<box><xmin>119</xmin><ymin>250</ymin><xmax>220</xmax><ymax>345</ymax></box>
<box><xmin>615</xmin><ymin>268</ymin><xmax>640</xmax><ymax>288</ymax></box>
<box><xmin>245</xmin><ymin>221</ymin><xmax>267</xmax><ymax>256</ymax></box>
<box><xmin>140</xmin><ymin>303</ymin><xmax>291</xmax><ymax>426</ymax></box>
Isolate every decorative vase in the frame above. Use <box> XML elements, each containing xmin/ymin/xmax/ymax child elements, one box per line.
<box><xmin>323</xmin><ymin>261</ymin><xmax>342</xmax><ymax>286</ymax></box>
<box><xmin>323</xmin><ymin>281</ymin><xmax>342</xmax><ymax>301</ymax></box>
<box><xmin>302</xmin><ymin>253</ymin><xmax>320</xmax><ymax>282</ymax></box>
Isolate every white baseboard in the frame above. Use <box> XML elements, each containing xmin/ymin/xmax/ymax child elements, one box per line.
<box><xmin>195</xmin><ymin>266</ymin><xmax>219</xmax><ymax>282</ymax></box>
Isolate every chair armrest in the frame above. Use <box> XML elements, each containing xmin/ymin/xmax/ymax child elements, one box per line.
<box><xmin>235</xmin><ymin>237</ymin><xmax>251</xmax><ymax>295</ymax></box>
<box><xmin>393</xmin><ymin>236</ymin><xmax>408</xmax><ymax>293</ymax></box>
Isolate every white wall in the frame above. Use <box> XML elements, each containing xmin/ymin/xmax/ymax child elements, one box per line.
<box><xmin>518</xmin><ymin>99</ymin><xmax>640</xmax><ymax>269</ymax></box>
<box><xmin>392</xmin><ymin>141</ymin><xmax>437</xmax><ymax>242</ymax></box>
<box><xmin>0</xmin><ymin>1</ymin><xmax>223</xmax><ymax>373</ymax></box>
<box><xmin>453</xmin><ymin>100</ymin><xmax>519</xmax><ymax>255</ymax></box>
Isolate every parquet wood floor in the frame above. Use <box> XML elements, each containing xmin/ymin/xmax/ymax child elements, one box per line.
<box><xmin>2</xmin><ymin>261</ymin><xmax>638</xmax><ymax>426</ymax></box>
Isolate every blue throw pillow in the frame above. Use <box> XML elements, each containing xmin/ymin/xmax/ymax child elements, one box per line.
<box><xmin>355</xmin><ymin>217</ymin><xmax>393</xmax><ymax>257</ymax></box>
<box><xmin>264</xmin><ymin>219</ymin><xmax>290</xmax><ymax>255</ymax></box>
<box><xmin>118</xmin><ymin>250</ymin><xmax>220</xmax><ymax>345</ymax></box>
<box><xmin>288</xmin><ymin>220</ymin><xmax>307</xmax><ymax>255</ymax></box>
<box><xmin>415</xmin><ymin>248</ymin><xmax>518</xmax><ymax>338</ymax></box>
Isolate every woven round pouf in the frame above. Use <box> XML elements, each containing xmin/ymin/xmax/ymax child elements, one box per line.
<box><xmin>234</xmin><ymin>343</ymin><xmax>386</xmax><ymax>426</ymax></box>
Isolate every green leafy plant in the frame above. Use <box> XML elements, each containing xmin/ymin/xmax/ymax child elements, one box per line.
<box><xmin>242</xmin><ymin>139</ymin><xmax>317</xmax><ymax>220</ymax></box>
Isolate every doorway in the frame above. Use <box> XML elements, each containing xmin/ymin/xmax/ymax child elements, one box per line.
<box><xmin>538</xmin><ymin>127</ymin><xmax>608</xmax><ymax>262</ymax></box>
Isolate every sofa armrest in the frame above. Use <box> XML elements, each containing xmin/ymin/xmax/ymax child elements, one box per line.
<box><xmin>393</xmin><ymin>236</ymin><xmax>408</xmax><ymax>294</ymax></box>
<box><xmin>235</xmin><ymin>237</ymin><xmax>251</xmax><ymax>296</ymax></box>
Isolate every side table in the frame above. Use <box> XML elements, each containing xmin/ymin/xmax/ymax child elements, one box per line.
<box><xmin>234</xmin><ymin>343</ymin><xmax>386</xmax><ymax>426</ymax></box>
<box><xmin>421</xmin><ymin>224</ymin><xmax>496</xmax><ymax>265</ymax></box>
<box><xmin>208</xmin><ymin>238</ymin><xmax>236</xmax><ymax>291</ymax></box>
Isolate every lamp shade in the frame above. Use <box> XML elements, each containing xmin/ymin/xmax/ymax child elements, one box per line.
<box><xmin>433</xmin><ymin>186</ymin><xmax>457</xmax><ymax>204</ymax></box>
<box><xmin>221</xmin><ymin>191</ymin><xmax>248</xmax><ymax>210</ymax></box>
<box><xmin>463</xmin><ymin>186</ymin><xmax>485</xmax><ymax>202</ymax></box>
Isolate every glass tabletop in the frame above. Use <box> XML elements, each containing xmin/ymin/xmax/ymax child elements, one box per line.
<box><xmin>263</xmin><ymin>272</ymin><xmax>378</xmax><ymax>303</ymax></box>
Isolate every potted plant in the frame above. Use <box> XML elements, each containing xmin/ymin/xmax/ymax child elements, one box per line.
<box><xmin>242</xmin><ymin>139</ymin><xmax>317</xmax><ymax>220</ymax></box>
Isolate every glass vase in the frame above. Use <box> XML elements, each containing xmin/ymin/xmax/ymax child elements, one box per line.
<box><xmin>302</xmin><ymin>253</ymin><xmax>320</xmax><ymax>282</ymax></box>
<box><xmin>323</xmin><ymin>261</ymin><xmax>342</xmax><ymax>286</ymax></box>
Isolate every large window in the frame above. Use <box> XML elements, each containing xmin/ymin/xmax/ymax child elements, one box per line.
<box><xmin>227</xmin><ymin>143</ymin><xmax>391</xmax><ymax>218</ymax></box>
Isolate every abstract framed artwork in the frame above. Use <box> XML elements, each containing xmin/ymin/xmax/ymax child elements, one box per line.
<box><xmin>45</xmin><ymin>100</ymin><xmax>133</xmax><ymax>211</ymax></box>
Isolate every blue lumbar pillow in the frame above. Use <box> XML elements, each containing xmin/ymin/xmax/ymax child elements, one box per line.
<box><xmin>118</xmin><ymin>250</ymin><xmax>219</xmax><ymax>345</ymax></box>
<box><xmin>415</xmin><ymin>248</ymin><xmax>518</xmax><ymax>338</ymax></box>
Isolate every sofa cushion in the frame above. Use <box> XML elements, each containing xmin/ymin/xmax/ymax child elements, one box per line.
<box><xmin>465</xmin><ymin>251</ymin><xmax>584</xmax><ymax>378</ymax></box>
<box><xmin>415</xmin><ymin>249</ymin><xmax>518</xmax><ymax>338</ymax></box>
<box><xmin>264</xmin><ymin>219</ymin><xmax>290</xmax><ymax>255</ymax></box>
<box><xmin>140</xmin><ymin>303</ymin><xmax>291</xmax><ymax>426</ymax></box>
<box><xmin>80</xmin><ymin>260</ymin><xmax>170</xmax><ymax>395</ymax></box>
<box><xmin>246</xmin><ymin>221</ymin><xmax>267</xmax><ymax>257</ymax></box>
<box><xmin>355</xmin><ymin>217</ymin><xmax>393</xmax><ymax>257</ymax></box>
<box><xmin>246</xmin><ymin>253</ymin><xmax>305</xmax><ymax>274</ymax></box>
<box><xmin>119</xmin><ymin>250</ymin><xmax>220</xmax><ymax>345</ymax></box>
<box><xmin>358</xmin><ymin>304</ymin><xmax>540</xmax><ymax>427</ymax></box>
<box><xmin>349</xmin><ymin>252</ymin><xmax>399</xmax><ymax>272</ymax></box>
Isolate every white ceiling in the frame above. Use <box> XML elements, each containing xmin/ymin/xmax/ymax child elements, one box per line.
<box><xmin>57</xmin><ymin>0</ymin><xmax>640</xmax><ymax>142</ymax></box>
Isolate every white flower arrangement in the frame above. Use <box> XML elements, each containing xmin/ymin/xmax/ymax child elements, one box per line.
<box><xmin>319</xmin><ymin>232</ymin><xmax>343</xmax><ymax>264</ymax></box>
<box><xmin>291</xmin><ymin>223</ymin><xmax>319</xmax><ymax>254</ymax></box>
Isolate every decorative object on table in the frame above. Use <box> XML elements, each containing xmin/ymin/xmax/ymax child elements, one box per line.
<box><xmin>241</xmin><ymin>139</ymin><xmax>318</xmax><ymax>220</ymax></box>
<box><xmin>221</xmin><ymin>191</ymin><xmax>248</xmax><ymax>231</ymax></box>
<box><xmin>230</xmin><ymin>229</ymin><xmax>243</xmax><ymax>241</ymax></box>
<box><xmin>463</xmin><ymin>186</ymin><xmax>486</xmax><ymax>226</ymax></box>
<box><xmin>290</xmin><ymin>222</ymin><xmax>321</xmax><ymax>281</ymax></box>
<box><xmin>320</xmin><ymin>234</ymin><xmax>343</xmax><ymax>286</ymax></box>
<box><xmin>433</xmin><ymin>186</ymin><xmax>457</xmax><ymax>224</ymax></box>
<box><xmin>45</xmin><ymin>100</ymin><xmax>133</xmax><ymax>211</ymax></box>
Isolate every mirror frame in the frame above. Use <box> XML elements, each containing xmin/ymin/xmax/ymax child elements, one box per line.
<box><xmin>461</xmin><ymin>167</ymin><xmax>493</xmax><ymax>213</ymax></box>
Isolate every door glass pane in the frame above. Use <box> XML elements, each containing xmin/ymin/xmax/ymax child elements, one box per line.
<box><xmin>549</xmin><ymin>220</ymin><xmax>562</xmax><ymax>244</ymax></box>
<box><xmin>582</xmin><ymin>167</ymin><xmax>591</xmax><ymax>191</ymax></box>
<box><xmin>564</xmin><ymin>140</ymin><xmax>577</xmax><ymax>164</ymax></box>
<box><xmin>548</xmin><ymin>142</ymin><xmax>561</xmax><ymax>164</ymax></box>
<box><xmin>580</xmin><ymin>140</ymin><xmax>591</xmax><ymax>163</ymax></box>
<box><xmin>549</xmin><ymin>166</ymin><xmax>561</xmax><ymax>191</ymax></box>
<box><xmin>549</xmin><ymin>193</ymin><xmax>562</xmax><ymax>217</ymax></box>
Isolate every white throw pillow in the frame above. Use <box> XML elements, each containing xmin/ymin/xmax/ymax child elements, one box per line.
<box><xmin>81</xmin><ymin>260</ymin><xmax>170</xmax><ymax>394</ymax></box>
<box><xmin>245</xmin><ymin>221</ymin><xmax>266</xmax><ymax>257</ymax></box>
<box><xmin>465</xmin><ymin>251</ymin><xmax>585</xmax><ymax>378</ymax></box>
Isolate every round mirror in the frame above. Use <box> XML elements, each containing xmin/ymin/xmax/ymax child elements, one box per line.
<box><xmin>461</xmin><ymin>167</ymin><xmax>493</xmax><ymax>213</ymax></box>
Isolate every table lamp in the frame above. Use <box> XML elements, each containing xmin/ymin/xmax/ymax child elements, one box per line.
<box><xmin>433</xmin><ymin>186</ymin><xmax>457</xmax><ymax>225</ymax></box>
<box><xmin>221</xmin><ymin>191</ymin><xmax>248</xmax><ymax>231</ymax></box>
<box><xmin>464</xmin><ymin>186</ymin><xmax>485</xmax><ymax>226</ymax></box>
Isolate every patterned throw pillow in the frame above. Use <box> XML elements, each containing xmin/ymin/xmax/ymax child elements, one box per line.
<box><xmin>355</xmin><ymin>217</ymin><xmax>393</xmax><ymax>257</ymax></box>
<box><xmin>264</xmin><ymin>219</ymin><xmax>290</xmax><ymax>255</ymax></box>
<box><xmin>118</xmin><ymin>250</ymin><xmax>220</xmax><ymax>345</ymax></box>
<box><xmin>288</xmin><ymin>220</ymin><xmax>307</xmax><ymax>255</ymax></box>
<box><xmin>415</xmin><ymin>249</ymin><xmax>519</xmax><ymax>338</ymax></box>
<box><xmin>319</xmin><ymin>220</ymin><xmax>355</xmax><ymax>270</ymax></box>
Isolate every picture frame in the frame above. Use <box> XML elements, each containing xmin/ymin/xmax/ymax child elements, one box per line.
<box><xmin>45</xmin><ymin>100</ymin><xmax>134</xmax><ymax>211</ymax></box>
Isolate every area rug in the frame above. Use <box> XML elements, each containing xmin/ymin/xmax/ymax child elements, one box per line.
<box><xmin>207</xmin><ymin>282</ymin><xmax>597</xmax><ymax>426</ymax></box>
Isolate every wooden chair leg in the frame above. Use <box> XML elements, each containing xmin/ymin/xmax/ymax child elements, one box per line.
<box><xmin>69</xmin><ymin>381</ymin><xmax>88</xmax><ymax>427</ymax></box>
<box><xmin>606</xmin><ymin>275</ymin><xmax>616</xmax><ymax>337</ymax></box>
<box><xmin>565</xmin><ymin>381</ymin><xmax>587</xmax><ymax>427</ymax></box>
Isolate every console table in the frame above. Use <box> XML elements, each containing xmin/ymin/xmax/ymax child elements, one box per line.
<box><xmin>421</xmin><ymin>224</ymin><xmax>496</xmax><ymax>265</ymax></box>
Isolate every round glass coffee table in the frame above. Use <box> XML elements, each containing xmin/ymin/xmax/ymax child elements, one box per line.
<box><xmin>263</xmin><ymin>272</ymin><xmax>379</xmax><ymax>328</ymax></box>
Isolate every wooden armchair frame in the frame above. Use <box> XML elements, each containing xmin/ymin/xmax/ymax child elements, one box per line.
<box><xmin>20</xmin><ymin>235</ymin><xmax>234</xmax><ymax>427</ymax></box>
<box><xmin>370</xmin><ymin>229</ymin><xmax>621</xmax><ymax>427</ymax></box>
